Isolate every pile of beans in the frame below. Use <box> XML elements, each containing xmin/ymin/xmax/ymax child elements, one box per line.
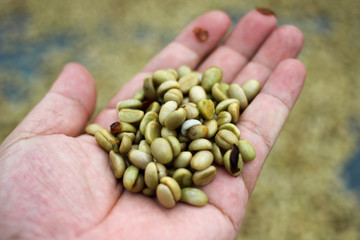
<box><xmin>86</xmin><ymin>66</ymin><xmax>259</xmax><ymax>208</ymax></box>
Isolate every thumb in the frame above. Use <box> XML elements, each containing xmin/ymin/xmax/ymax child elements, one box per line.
<box><xmin>6</xmin><ymin>63</ymin><xmax>97</xmax><ymax>142</ymax></box>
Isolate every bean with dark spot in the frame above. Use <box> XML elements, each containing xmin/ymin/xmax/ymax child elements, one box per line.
<box><xmin>230</xmin><ymin>144</ymin><xmax>240</xmax><ymax>174</ymax></box>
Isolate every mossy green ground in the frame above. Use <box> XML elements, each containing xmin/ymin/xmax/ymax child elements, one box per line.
<box><xmin>1</xmin><ymin>1</ymin><xmax>359</xmax><ymax>239</ymax></box>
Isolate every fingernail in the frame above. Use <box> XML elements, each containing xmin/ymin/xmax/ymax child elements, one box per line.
<box><xmin>256</xmin><ymin>7</ymin><xmax>276</xmax><ymax>16</ymax></box>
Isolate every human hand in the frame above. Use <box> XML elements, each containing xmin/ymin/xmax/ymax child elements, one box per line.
<box><xmin>0</xmin><ymin>9</ymin><xmax>306</xmax><ymax>240</ymax></box>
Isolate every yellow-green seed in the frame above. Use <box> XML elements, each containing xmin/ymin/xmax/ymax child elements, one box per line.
<box><xmin>187</xmin><ymin>125</ymin><xmax>209</xmax><ymax>140</ymax></box>
<box><xmin>190</xmin><ymin>150</ymin><xmax>214</xmax><ymax>171</ymax></box>
<box><xmin>153</xmin><ymin>70</ymin><xmax>177</xmax><ymax>86</ymax></box>
<box><xmin>238</xmin><ymin>139</ymin><xmax>256</xmax><ymax>162</ymax></box>
<box><xmin>144</xmin><ymin>162</ymin><xmax>160</xmax><ymax>190</ymax></box>
<box><xmin>212</xmin><ymin>143</ymin><xmax>224</xmax><ymax>166</ymax></box>
<box><xmin>156</xmin><ymin>183</ymin><xmax>176</xmax><ymax>208</ymax></box>
<box><xmin>211</xmin><ymin>83</ymin><xmax>229</xmax><ymax>102</ymax></box>
<box><xmin>228</xmin><ymin>102</ymin><xmax>240</xmax><ymax>124</ymax></box>
<box><xmin>116</xmin><ymin>99</ymin><xmax>142</xmax><ymax>111</ymax></box>
<box><xmin>143</xmin><ymin>76</ymin><xmax>157</xmax><ymax>100</ymax></box>
<box><xmin>144</xmin><ymin>120</ymin><xmax>161</xmax><ymax>144</ymax></box>
<box><xmin>217</xmin><ymin>111</ymin><xmax>232</xmax><ymax>126</ymax></box>
<box><xmin>118</xmin><ymin>109</ymin><xmax>144</xmax><ymax>123</ymax></box>
<box><xmin>151</xmin><ymin>138</ymin><xmax>173</xmax><ymax>164</ymax></box>
<box><xmin>168</xmin><ymin>68</ymin><xmax>178</xmax><ymax>79</ymax></box>
<box><xmin>109</xmin><ymin>150</ymin><xmax>126</xmax><ymax>178</ymax></box>
<box><xmin>215</xmin><ymin>129</ymin><xmax>238</xmax><ymax>150</ymax></box>
<box><xmin>178</xmin><ymin>72</ymin><xmax>200</xmax><ymax>94</ymax></box>
<box><xmin>85</xmin><ymin>123</ymin><xmax>105</xmax><ymax>136</ymax></box>
<box><xmin>165</xmin><ymin>135</ymin><xmax>181</xmax><ymax>157</ymax></box>
<box><xmin>163</xmin><ymin>88</ymin><xmax>183</xmax><ymax>106</ymax></box>
<box><xmin>189</xmin><ymin>85</ymin><xmax>207</xmax><ymax>103</ymax></box>
<box><xmin>201</xmin><ymin>66</ymin><xmax>223</xmax><ymax>92</ymax></box>
<box><xmin>95</xmin><ymin>129</ymin><xmax>118</xmax><ymax>152</ymax></box>
<box><xmin>132</xmin><ymin>88</ymin><xmax>145</xmax><ymax>101</ymax></box>
<box><xmin>180</xmin><ymin>188</ymin><xmax>208</xmax><ymax>207</ymax></box>
<box><xmin>123</xmin><ymin>165</ymin><xmax>144</xmax><ymax>192</ymax></box>
<box><xmin>219</xmin><ymin>123</ymin><xmax>241</xmax><ymax>139</ymax></box>
<box><xmin>173</xmin><ymin>151</ymin><xmax>192</xmax><ymax>169</ymax></box>
<box><xmin>164</xmin><ymin>108</ymin><xmax>187</xmax><ymax>130</ymax></box>
<box><xmin>142</xmin><ymin>187</ymin><xmax>155</xmax><ymax>197</ymax></box>
<box><xmin>203</xmin><ymin>119</ymin><xmax>218</xmax><ymax>138</ymax></box>
<box><xmin>139</xmin><ymin>111</ymin><xmax>158</xmax><ymax>135</ymax></box>
<box><xmin>181</xmin><ymin>102</ymin><xmax>199</xmax><ymax>119</ymax></box>
<box><xmin>188</xmin><ymin>138</ymin><xmax>213</xmax><ymax>151</ymax></box>
<box><xmin>128</xmin><ymin>149</ymin><xmax>153</xmax><ymax>170</ymax></box>
<box><xmin>160</xmin><ymin>177</ymin><xmax>181</xmax><ymax>202</ymax></box>
<box><xmin>242</xmin><ymin>79</ymin><xmax>261</xmax><ymax>102</ymax></box>
<box><xmin>229</xmin><ymin>83</ymin><xmax>248</xmax><ymax>111</ymax></box>
<box><xmin>139</xmin><ymin>140</ymin><xmax>151</xmax><ymax>154</ymax></box>
<box><xmin>178</xmin><ymin>65</ymin><xmax>192</xmax><ymax>78</ymax></box>
<box><xmin>161</xmin><ymin>127</ymin><xmax>177</xmax><ymax>138</ymax></box>
<box><xmin>215</xmin><ymin>98</ymin><xmax>240</xmax><ymax>114</ymax></box>
<box><xmin>146</xmin><ymin>101</ymin><xmax>161</xmax><ymax>113</ymax></box>
<box><xmin>117</xmin><ymin>132</ymin><xmax>135</xmax><ymax>142</ymax></box>
<box><xmin>159</xmin><ymin>101</ymin><xmax>178</xmax><ymax>126</ymax></box>
<box><xmin>192</xmin><ymin>166</ymin><xmax>217</xmax><ymax>186</ymax></box>
<box><xmin>172</xmin><ymin>168</ymin><xmax>192</xmax><ymax>188</ymax></box>
<box><xmin>119</xmin><ymin>134</ymin><xmax>133</xmax><ymax>154</ymax></box>
<box><xmin>197</xmin><ymin>99</ymin><xmax>215</xmax><ymax>120</ymax></box>
<box><xmin>157</xmin><ymin>80</ymin><xmax>180</xmax><ymax>97</ymax></box>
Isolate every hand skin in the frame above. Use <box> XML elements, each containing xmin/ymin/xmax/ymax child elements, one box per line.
<box><xmin>0</xmin><ymin>9</ymin><xmax>306</xmax><ymax>240</ymax></box>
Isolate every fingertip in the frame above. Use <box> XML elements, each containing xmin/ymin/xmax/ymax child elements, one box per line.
<box><xmin>276</xmin><ymin>24</ymin><xmax>305</xmax><ymax>52</ymax></box>
<box><xmin>283</xmin><ymin>58</ymin><xmax>307</xmax><ymax>91</ymax></box>
<box><xmin>277</xmin><ymin>58</ymin><xmax>307</xmax><ymax>84</ymax></box>
<box><xmin>62</xmin><ymin>62</ymin><xmax>94</xmax><ymax>81</ymax></box>
<box><xmin>263</xmin><ymin>58</ymin><xmax>307</xmax><ymax>109</ymax></box>
<box><xmin>205</xmin><ymin>10</ymin><xmax>232</xmax><ymax>27</ymax></box>
<box><xmin>190</xmin><ymin>10</ymin><xmax>231</xmax><ymax>29</ymax></box>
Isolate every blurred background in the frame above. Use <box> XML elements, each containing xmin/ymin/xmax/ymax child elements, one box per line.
<box><xmin>0</xmin><ymin>0</ymin><xmax>359</xmax><ymax>239</ymax></box>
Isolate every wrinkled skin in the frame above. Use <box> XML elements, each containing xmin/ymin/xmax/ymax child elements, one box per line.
<box><xmin>0</xmin><ymin>10</ymin><xmax>306</xmax><ymax>240</ymax></box>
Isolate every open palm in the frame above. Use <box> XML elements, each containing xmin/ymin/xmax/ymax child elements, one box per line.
<box><xmin>0</xmin><ymin>9</ymin><xmax>306</xmax><ymax>240</ymax></box>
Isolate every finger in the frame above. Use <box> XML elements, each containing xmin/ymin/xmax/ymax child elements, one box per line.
<box><xmin>197</xmin><ymin>9</ymin><xmax>277</xmax><ymax>82</ymax></box>
<box><xmin>93</xmin><ymin>11</ymin><xmax>231</xmax><ymax>127</ymax></box>
<box><xmin>233</xmin><ymin>25</ymin><xmax>304</xmax><ymax>85</ymax></box>
<box><xmin>8</xmin><ymin>63</ymin><xmax>96</xmax><ymax>140</ymax></box>
<box><xmin>237</xmin><ymin>59</ymin><xmax>306</xmax><ymax>194</ymax></box>
<box><xmin>143</xmin><ymin>10</ymin><xmax>231</xmax><ymax>72</ymax></box>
